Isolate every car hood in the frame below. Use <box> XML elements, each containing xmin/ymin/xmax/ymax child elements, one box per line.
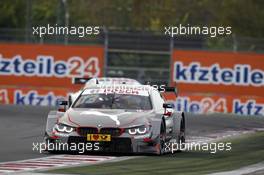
<box><xmin>60</xmin><ymin>108</ymin><xmax>154</xmax><ymax>128</ymax></box>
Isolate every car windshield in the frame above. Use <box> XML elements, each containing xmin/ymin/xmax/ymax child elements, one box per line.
<box><xmin>73</xmin><ymin>93</ymin><xmax>152</xmax><ymax>110</ymax></box>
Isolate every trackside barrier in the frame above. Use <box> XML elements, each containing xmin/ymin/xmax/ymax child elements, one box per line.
<box><xmin>0</xmin><ymin>43</ymin><xmax>105</xmax><ymax>106</ymax></box>
<box><xmin>170</xmin><ymin>50</ymin><xmax>264</xmax><ymax>116</ymax></box>
<box><xmin>1</xmin><ymin>44</ymin><xmax>263</xmax><ymax>117</ymax></box>
<box><xmin>171</xmin><ymin>50</ymin><xmax>264</xmax><ymax>96</ymax></box>
<box><xmin>0</xmin><ymin>87</ymin><xmax>70</xmax><ymax>106</ymax></box>
<box><xmin>0</xmin><ymin>43</ymin><xmax>104</xmax><ymax>87</ymax></box>
<box><xmin>163</xmin><ymin>93</ymin><xmax>264</xmax><ymax>116</ymax></box>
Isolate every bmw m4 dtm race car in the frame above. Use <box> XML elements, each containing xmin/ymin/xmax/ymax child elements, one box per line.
<box><xmin>44</xmin><ymin>83</ymin><xmax>185</xmax><ymax>155</ymax></box>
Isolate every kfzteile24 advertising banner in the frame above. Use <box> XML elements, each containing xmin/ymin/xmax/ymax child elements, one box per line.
<box><xmin>0</xmin><ymin>43</ymin><xmax>104</xmax><ymax>105</ymax></box>
<box><xmin>170</xmin><ymin>50</ymin><xmax>264</xmax><ymax>116</ymax></box>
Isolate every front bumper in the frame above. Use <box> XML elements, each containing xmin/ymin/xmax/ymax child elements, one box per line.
<box><xmin>45</xmin><ymin>131</ymin><xmax>159</xmax><ymax>154</ymax></box>
<box><xmin>68</xmin><ymin>136</ymin><xmax>133</xmax><ymax>153</ymax></box>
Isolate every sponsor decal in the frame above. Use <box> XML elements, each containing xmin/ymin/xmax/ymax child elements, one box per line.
<box><xmin>171</xmin><ymin>50</ymin><xmax>264</xmax><ymax>97</ymax></box>
<box><xmin>174</xmin><ymin>96</ymin><xmax>227</xmax><ymax>113</ymax></box>
<box><xmin>170</xmin><ymin>50</ymin><xmax>264</xmax><ymax>116</ymax></box>
<box><xmin>165</xmin><ymin>94</ymin><xmax>264</xmax><ymax>116</ymax></box>
<box><xmin>174</xmin><ymin>62</ymin><xmax>263</xmax><ymax>87</ymax></box>
<box><xmin>83</xmin><ymin>88</ymin><xmax>149</xmax><ymax>96</ymax></box>
<box><xmin>0</xmin><ymin>54</ymin><xmax>100</xmax><ymax>78</ymax></box>
<box><xmin>0</xmin><ymin>43</ymin><xmax>104</xmax><ymax>87</ymax></box>
<box><xmin>14</xmin><ymin>90</ymin><xmax>66</xmax><ymax>106</ymax></box>
<box><xmin>87</xmin><ymin>134</ymin><xmax>111</xmax><ymax>142</ymax></box>
<box><xmin>0</xmin><ymin>87</ymin><xmax>70</xmax><ymax>106</ymax></box>
<box><xmin>232</xmin><ymin>99</ymin><xmax>263</xmax><ymax>116</ymax></box>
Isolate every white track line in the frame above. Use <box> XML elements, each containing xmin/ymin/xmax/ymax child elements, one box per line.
<box><xmin>209</xmin><ymin>161</ymin><xmax>264</xmax><ymax>175</ymax></box>
<box><xmin>0</xmin><ymin>155</ymin><xmax>116</xmax><ymax>173</ymax></box>
<box><xmin>187</xmin><ymin>129</ymin><xmax>259</xmax><ymax>143</ymax></box>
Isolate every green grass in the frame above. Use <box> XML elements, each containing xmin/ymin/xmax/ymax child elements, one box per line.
<box><xmin>45</xmin><ymin>132</ymin><xmax>264</xmax><ymax>175</ymax></box>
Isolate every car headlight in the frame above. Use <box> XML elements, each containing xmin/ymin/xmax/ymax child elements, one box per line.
<box><xmin>54</xmin><ymin>123</ymin><xmax>75</xmax><ymax>133</ymax></box>
<box><xmin>128</xmin><ymin>125</ymin><xmax>148</xmax><ymax>135</ymax></box>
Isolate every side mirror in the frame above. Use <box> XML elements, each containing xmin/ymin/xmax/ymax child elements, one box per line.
<box><xmin>72</xmin><ymin>77</ymin><xmax>92</xmax><ymax>84</ymax></box>
<box><xmin>59</xmin><ymin>101</ymin><xmax>68</xmax><ymax>106</ymax></box>
<box><xmin>165</xmin><ymin>87</ymin><xmax>178</xmax><ymax>96</ymax></box>
<box><xmin>163</xmin><ymin>103</ymin><xmax>174</xmax><ymax>109</ymax></box>
<box><xmin>58</xmin><ymin>100</ymin><xmax>68</xmax><ymax>112</ymax></box>
<box><xmin>163</xmin><ymin>103</ymin><xmax>174</xmax><ymax>117</ymax></box>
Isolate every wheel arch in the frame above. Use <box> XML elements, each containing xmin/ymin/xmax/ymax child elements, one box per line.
<box><xmin>149</xmin><ymin>116</ymin><xmax>165</xmax><ymax>137</ymax></box>
<box><xmin>45</xmin><ymin>111</ymin><xmax>63</xmax><ymax>136</ymax></box>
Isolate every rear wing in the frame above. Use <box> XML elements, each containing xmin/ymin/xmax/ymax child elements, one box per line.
<box><xmin>144</xmin><ymin>81</ymin><xmax>178</xmax><ymax>96</ymax></box>
<box><xmin>72</xmin><ymin>77</ymin><xmax>95</xmax><ymax>84</ymax></box>
<box><xmin>164</xmin><ymin>87</ymin><xmax>177</xmax><ymax>93</ymax></box>
<box><xmin>158</xmin><ymin>86</ymin><xmax>178</xmax><ymax>101</ymax></box>
<box><xmin>159</xmin><ymin>86</ymin><xmax>177</xmax><ymax>94</ymax></box>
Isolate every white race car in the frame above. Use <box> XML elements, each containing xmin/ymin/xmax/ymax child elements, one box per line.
<box><xmin>45</xmin><ymin>84</ymin><xmax>184</xmax><ymax>154</ymax></box>
<box><xmin>69</xmin><ymin>77</ymin><xmax>141</xmax><ymax>106</ymax></box>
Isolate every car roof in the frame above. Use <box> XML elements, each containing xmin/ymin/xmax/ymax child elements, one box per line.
<box><xmin>84</xmin><ymin>84</ymin><xmax>153</xmax><ymax>90</ymax></box>
<box><xmin>82</xmin><ymin>84</ymin><xmax>159</xmax><ymax>95</ymax></box>
<box><xmin>84</xmin><ymin>77</ymin><xmax>141</xmax><ymax>88</ymax></box>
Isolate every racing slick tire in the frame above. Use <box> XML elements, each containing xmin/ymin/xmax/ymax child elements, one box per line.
<box><xmin>43</xmin><ymin>132</ymin><xmax>59</xmax><ymax>154</ymax></box>
<box><xmin>157</xmin><ymin>121</ymin><xmax>166</xmax><ymax>155</ymax></box>
<box><xmin>177</xmin><ymin>117</ymin><xmax>186</xmax><ymax>152</ymax></box>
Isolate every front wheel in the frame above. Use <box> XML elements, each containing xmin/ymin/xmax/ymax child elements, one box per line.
<box><xmin>157</xmin><ymin>121</ymin><xmax>166</xmax><ymax>155</ymax></box>
<box><xmin>177</xmin><ymin>119</ymin><xmax>186</xmax><ymax>151</ymax></box>
<box><xmin>43</xmin><ymin>133</ymin><xmax>58</xmax><ymax>154</ymax></box>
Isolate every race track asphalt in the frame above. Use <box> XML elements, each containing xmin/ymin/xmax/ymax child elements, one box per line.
<box><xmin>0</xmin><ymin>105</ymin><xmax>55</xmax><ymax>162</ymax></box>
<box><xmin>0</xmin><ymin>104</ymin><xmax>264</xmax><ymax>162</ymax></box>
